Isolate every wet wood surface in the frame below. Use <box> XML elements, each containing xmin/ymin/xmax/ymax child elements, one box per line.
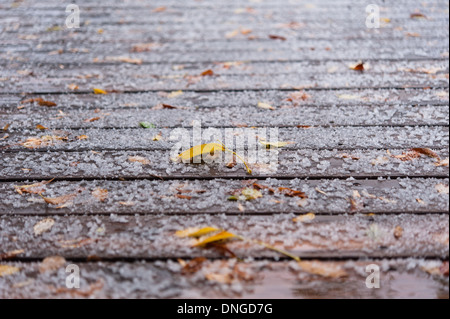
<box><xmin>0</xmin><ymin>0</ymin><xmax>448</xmax><ymax>298</ymax></box>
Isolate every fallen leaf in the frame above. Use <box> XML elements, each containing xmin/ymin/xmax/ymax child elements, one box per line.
<box><xmin>167</xmin><ymin>90</ymin><xmax>183</xmax><ymax>98</ymax></box>
<box><xmin>39</xmin><ymin>256</ymin><xmax>66</xmax><ymax>274</ymax></box>
<box><xmin>21</xmin><ymin>135</ymin><xmax>67</xmax><ymax>149</ymax></box>
<box><xmin>298</xmin><ymin>261</ymin><xmax>348</xmax><ymax>278</ymax></box>
<box><xmin>293</xmin><ymin>213</ymin><xmax>315</xmax><ymax>223</ymax></box>
<box><xmin>33</xmin><ymin>218</ymin><xmax>55</xmax><ymax>236</ymax></box>
<box><xmin>435</xmin><ymin>158</ymin><xmax>449</xmax><ymax>167</ymax></box>
<box><xmin>41</xmin><ymin>193</ymin><xmax>77</xmax><ymax>207</ymax></box>
<box><xmin>84</xmin><ymin>117</ymin><xmax>101</xmax><ymax>123</ymax></box>
<box><xmin>410</xmin><ymin>12</ymin><xmax>427</xmax><ymax>19</ymax></box>
<box><xmin>314</xmin><ymin>187</ymin><xmax>328</xmax><ymax>195</ymax></box>
<box><xmin>416</xmin><ymin>198</ymin><xmax>426</xmax><ymax>205</ymax></box>
<box><xmin>259</xmin><ymin>140</ymin><xmax>294</xmax><ymax>149</ymax></box>
<box><xmin>393</xmin><ymin>226</ymin><xmax>403</xmax><ymax>239</ymax></box>
<box><xmin>36</xmin><ymin>124</ymin><xmax>48</xmax><ymax>130</ymax></box>
<box><xmin>229</xmin><ymin>188</ymin><xmax>263</xmax><ymax>201</ymax></box>
<box><xmin>278</xmin><ymin>187</ymin><xmax>307</xmax><ymax>198</ymax></box>
<box><xmin>152</xmin><ymin>6</ymin><xmax>166</xmax><ymax>12</ymax></box>
<box><xmin>201</xmin><ymin>69</ymin><xmax>214</xmax><ymax>76</ymax></box>
<box><xmin>130</xmin><ymin>43</ymin><xmax>160</xmax><ymax>52</ymax></box>
<box><xmin>268</xmin><ymin>34</ymin><xmax>287</xmax><ymax>41</ymax></box>
<box><xmin>0</xmin><ymin>265</ymin><xmax>20</xmax><ymax>277</ymax></box>
<box><xmin>257</xmin><ymin>101</ymin><xmax>276</xmax><ymax>110</ymax></box>
<box><xmin>411</xmin><ymin>148</ymin><xmax>440</xmax><ymax>160</ymax></box>
<box><xmin>128</xmin><ymin>156</ymin><xmax>150</xmax><ymax>165</ymax></box>
<box><xmin>104</xmin><ymin>56</ymin><xmax>143</xmax><ymax>65</ymax></box>
<box><xmin>68</xmin><ymin>83</ymin><xmax>79</xmax><ymax>90</ymax></box>
<box><xmin>21</xmin><ymin>97</ymin><xmax>57</xmax><ymax>107</ymax></box>
<box><xmin>175</xmin><ymin>227</ymin><xmax>220</xmax><ymax>238</ymax></box>
<box><xmin>0</xmin><ymin>134</ymin><xmax>9</xmax><ymax>140</ymax></box>
<box><xmin>76</xmin><ymin>135</ymin><xmax>89</xmax><ymax>140</ymax></box>
<box><xmin>14</xmin><ymin>179</ymin><xmax>54</xmax><ymax>195</ymax></box>
<box><xmin>118</xmin><ymin>201</ymin><xmax>135</xmax><ymax>206</ymax></box>
<box><xmin>152</xmin><ymin>132</ymin><xmax>162</xmax><ymax>141</ymax></box>
<box><xmin>139</xmin><ymin>121</ymin><xmax>155</xmax><ymax>129</ymax></box>
<box><xmin>205</xmin><ymin>272</ymin><xmax>234</xmax><ymax>284</ymax></box>
<box><xmin>349</xmin><ymin>61</ymin><xmax>365</xmax><ymax>71</ymax></box>
<box><xmin>93</xmin><ymin>88</ymin><xmax>107</xmax><ymax>94</ymax></box>
<box><xmin>435</xmin><ymin>183</ymin><xmax>449</xmax><ymax>194</ymax></box>
<box><xmin>193</xmin><ymin>231</ymin><xmax>237</xmax><ymax>247</ymax></box>
<box><xmin>92</xmin><ymin>188</ymin><xmax>108</xmax><ymax>202</ymax></box>
<box><xmin>180</xmin><ymin>257</ymin><xmax>207</xmax><ymax>275</ymax></box>
<box><xmin>178</xmin><ymin>143</ymin><xmax>224</xmax><ymax>162</ymax></box>
<box><xmin>0</xmin><ymin>249</ymin><xmax>25</xmax><ymax>260</ymax></box>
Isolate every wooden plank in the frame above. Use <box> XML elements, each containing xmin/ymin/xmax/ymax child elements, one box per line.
<box><xmin>1</xmin><ymin>60</ymin><xmax>448</xmax><ymax>93</ymax></box>
<box><xmin>1</xmin><ymin>105</ymin><xmax>448</xmax><ymax>129</ymax></box>
<box><xmin>0</xmin><ymin>214</ymin><xmax>448</xmax><ymax>260</ymax></box>
<box><xmin>1</xmin><ymin>88</ymin><xmax>448</xmax><ymax>110</ymax></box>
<box><xmin>1</xmin><ymin>127</ymin><xmax>448</xmax><ymax>151</ymax></box>
<box><xmin>0</xmin><ymin>259</ymin><xmax>448</xmax><ymax>298</ymax></box>
<box><xmin>0</xmin><ymin>149</ymin><xmax>448</xmax><ymax>180</ymax></box>
<box><xmin>0</xmin><ymin>178</ymin><xmax>448</xmax><ymax>215</ymax></box>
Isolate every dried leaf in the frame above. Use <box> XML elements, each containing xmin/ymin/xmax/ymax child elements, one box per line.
<box><xmin>293</xmin><ymin>213</ymin><xmax>315</xmax><ymax>223</ymax></box>
<box><xmin>257</xmin><ymin>101</ymin><xmax>276</xmax><ymax>110</ymax></box>
<box><xmin>93</xmin><ymin>88</ymin><xmax>107</xmax><ymax>94</ymax></box>
<box><xmin>167</xmin><ymin>90</ymin><xmax>183</xmax><ymax>98</ymax></box>
<box><xmin>33</xmin><ymin>218</ymin><xmax>55</xmax><ymax>236</ymax></box>
<box><xmin>298</xmin><ymin>261</ymin><xmax>348</xmax><ymax>278</ymax></box>
<box><xmin>130</xmin><ymin>43</ymin><xmax>160</xmax><ymax>53</ymax></box>
<box><xmin>435</xmin><ymin>183</ymin><xmax>449</xmax><ymax>194</ymax></box>
<box><xmin>41</xmin><ymin>193</ymin><xmax>77</xmax><ymax>207</ymax></box>
<box><xmin>0</xmin><ymin>265</ymin><xmax>20</xmax><ymax>277</ymax></box>
<box><xmin>68</xmin><ymin>83</ymin><xmax>79</xmax><ymax>90</ymax></box>
<box><xmin>268</xmin><ymin>34</ymin><xmax>287</xmax><ymax>41</ymax></box>
<box><xmin>14</xmin><ymin>179</ymin><xmax>54</xmax><ymax>195</ymax></box>
<box><xmin>435</xmin><ymin>158</ymin><xmax>449</xmax><ymax>167</ymax></box>
<box><xmin>92</xmin><ymin>188</ymin><xmax>108</xmax><ymax>202</ymax></box>
<box><xmin>315</xmin><ymin>187</ymin><xmax>328</xmax><ymax>195</ymax></box>
<box><xmin>205</xmin><ymin>272</ymin><xmax>234</xmax><ymax>284</ymax></box>
<box><xmin>201</xmin><ymin>69</ymin><xmax>214</xmax><ymax>76</ymax></box>
<box><xmin>193</xmin><ymin>231</ymin><xmax>237</xmax><ymax>247</ymax></box>
<box><xmin>77</xmin><ymin>135</ymin><xmax>89</xmax><ymax>140</ymax></box>
<box><xmin>118</xmin><ymin>201</ymin><xmax>135</xmax><ymax>206</ymax></box>
<box><xmin>229</xmin><ymin>188</ymin><xmax>263</xmax><ymax>201</ymax></box>
<box><xmin>393</xmin><ymin>226</ymin><xmax>403</xmax><ymax>239</ymax></box>
<box><xmin>21</xmin><ymin>97</ymin><xmax>57</xmax><ymax>107</ymax></box>
<box><xmin>180</xmin><ymin>257</ymin><xmax>207</xmax><ymax>275</ymax></box>
<box><xmin>278</xmin><ymin>187</ymin><xmax>307</xmax><ymax>198</ymax></box>
<box><xmin>349</xmin><ymin>61</ymin><xmax>365</xmax><ymax>71</ymax></box>
<box><xmin>152</xmin><ymin>132</ymin><xmax>162</xmax><ymax>141</ymax></box>
<box><xmin>128</xmin><ymin>156</ymin><xmax>150</xmax><ymax>165</ymax></box>
<box><xmin>175</xmin><ymin>227</ymin><xmax>220</xmax><ymax>238</ymax></box>
<box><xmin>84</xmin><ymin>117</ymin><xmax>101</xmax><ymax>123</ymax></box>
<box><xmin>259</xmin><ymin>140</ymin><xmax>294</xmax><ymax>149</ymax></box>
<box><xmin>411</xmin><ymin>148</ymin><xmax>440</xmax><ymax>160</ymax></box>
<box><xmin>21</xmin><ymin>135</ymin><xmax>67</xmax><ymax>149</ymax></box>
<box><xmin>416</xmin><ymin>198</ymin><xmax>426</xmax><ymax>205</ymax></box>
<box><xmin>39</xmin><ymin>256</ymin><xmax>66</xmax><ymax>274</ymax></box>
<box><xmin>410</xmin><ymin>12</ymin><xmax>427</xmax><ymax>19</ymax></box>
<box><xmin>36</xmin><ymin>124</ymin><xmax>48</xmax><ymax>130</ymax></box>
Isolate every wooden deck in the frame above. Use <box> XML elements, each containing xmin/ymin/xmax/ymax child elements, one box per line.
<box><xmin>0</xmin><ymin>0</ymin><xmax>449</xmax><ymax>298</ymax></box>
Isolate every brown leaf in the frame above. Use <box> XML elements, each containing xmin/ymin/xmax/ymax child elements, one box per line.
<box><xmin>175</xmin><ymin>194</ymin><xmax>192</xmax><ymax>200</ymax></box>
<box><xmin>268</xmin><ymin>34</ymin><xmax>287</xmax><ymax>41</ymax></box>
<box><xmin>180</xmin><ymin>257</ymin><xmax>207</xmax><ymax>275</ymax></box>
<box><xmin>92</xmin><ymin>188</ymin><xmax>108</xmax><ymax>202</ymax></box>
<box><xmin>410</xmin><ymin>12</ymin><xmax>427</xmax><ymax>19</ymax></box>
<box><xmin>411</xmin><ymin>148</ymin><xmax>440</xmax><ymax>160</ymax></box>
<box><xmin>278</xmin><ymin>187</ymin><xmax>307</xmax><ymax>198</ymax></box>
<box><xmin>36</xmin><ymin>124</ymin><xmax>48</xmax><ymax>130</ymax></box>
<box><xmin>393</xmin><ymin>226</ymin><xmax>403</xmax><ymax>239</ymax></box>
<box><xmin>22</xmin><ymin>98</ymin><xmax>57</xmax><ymax>107</ymax></box>
<box><xmin>84</xmin><ymin>117</ymin><xmax>101</xmax><ymax>123</ymax></box>
<box><xmin>14</xmin><ymin>179</ymin><xmax>54</xmax><ymax>195</ymax></box>
<box><xmin>21</xmin><ymin>135</ymin><xmax>67</xmax><ymax>149</ymax></box>
<box><xmin>41</xmin><ymin>193</ymin><xmax>77</xmax><ymax>207</ymax></box>
<box><xmin>349</xmin><ymin>61</ymin><xmax>365</xmax><ymax>71</ymax></box>
<box><xmin>39</xmin><ymin>256</ymin><xmax>66</xmax><ymax>274</ymax></box>
<box><xmin>298</xmin><ymin>261</ymin><xmax>348</xmax><ymax>279</ymax></box>
<box><xmin>201</xmin><ymin>69</ymin><xmax>214</xmax><ymax>76</ymax></box>
<box><xmin>0</xmin><ymin>249</ymin><xmax>25</xmax><ymax>260</ymax></box>
<box><xmin>128</xmin><ymin>156</ymin><xmax>151</xmax><ymax>165</ymax></box>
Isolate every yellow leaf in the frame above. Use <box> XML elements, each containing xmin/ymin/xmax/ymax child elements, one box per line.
<box><xmin>193</xmin><ymin>231</ymin><xmax>237</xmax><ymax>247</ymax></box>
<box><xmin>257</xmin><ymin>101</ymin><xmax>276</xmax><ymax>110</ymax></box>
<box><xmin>293</xmin><ymin>213</ymin><xmax>316</xmax><ymax>223</ymax></box>
<box><xmin>178</xmin><ymin>143</ymin><xmax>225</xmax><ymax>162</ymax></box>
<box><xmin>36</xmin><ymin>124</ymin><xmax>48</xmax><ymax>130</ymax></box>
<box><xmin>167</xmin><ymin>90</ymin><xmax>183</xmax><ymax>98</ymax></box>
<box><xmin>0</xmin><ymin>265</ymin><xmax>20</xmax><ymax>277</ymax></box>
<box><xmin>259</xmin><ymin>140</ymin><xmax>294</xmax><ymax>148</ymax></box>
<box><xmin>175</xmin><ymin>227</ymin><xmax>220</xmax><ymax>238</ymax></box>
<box><xmin>93</xmin><ymin>88</ymin><xmax>107</xmax><ymax>94</ymax></box>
